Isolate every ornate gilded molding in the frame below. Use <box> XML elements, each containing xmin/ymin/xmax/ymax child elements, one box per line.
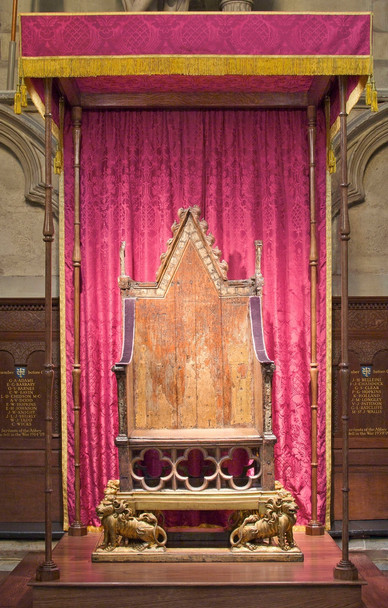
<box><xmin>119</xmin><ymin>206</ymin><xmax>255</xmax><ymax>299</ymax></box>
<box><xmin>262</xmin><ymin>362</ymin><xmax>275</xmax><ymax>435</ymax></box>
<box><xmin>156</xmin><ymin>206</ymin><xmax>229</xmax><ymax>282</ymax></box>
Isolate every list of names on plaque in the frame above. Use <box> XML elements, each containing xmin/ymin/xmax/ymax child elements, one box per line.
<box><xmin>349</xmin><ymin>369</ymin><xmax>388</xmax><ymax>437</ymax></box>
<box><xmin>0</xmin><ymin>370</ymin><xmax>45</xmax><ymax>438</ymax></box>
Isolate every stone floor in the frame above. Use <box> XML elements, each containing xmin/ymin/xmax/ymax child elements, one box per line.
<box><xmin>335</xmin><ymin>537</ymin><xmax>388</xmax><ymax>577</ymax></box>
<box><xmin>0</xmin><ymin>540</ymin><xmax>58</xmax><ymax>584</ymax></box>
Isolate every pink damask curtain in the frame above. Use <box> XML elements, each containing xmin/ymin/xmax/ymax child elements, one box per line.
<box><xmin>64</xmin><ymin>108</ymin><xmax>326</xmax><ymax>527</ymax></box>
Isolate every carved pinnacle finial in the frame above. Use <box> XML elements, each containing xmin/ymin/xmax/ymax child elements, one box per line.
<box><xmin>255</xmin><ymin>240</ymin><xmax>264</xmax><ymax>296</ymax></box>
<box><xmin>120</xmin><ymin>241</ymin><xmax>126</xmax><ymax>276</ymax></box>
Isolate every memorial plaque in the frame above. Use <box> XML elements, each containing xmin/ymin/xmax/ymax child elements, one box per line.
<box><xmin>0</xmin><ymin>350</ymin><xmax>45</xmax><ymax>439</ymax></box>
<box><xmin>349</xmin><ymin>351</ymin><xmax>388</xmax><ymax>438</ymax></box>
<box><xmin>0</xmin><ymin>300</ymin><xmax>62</xmax><ymax>530</ymax></box>
<box><xmin>333</xmin><ymin>350</ymin><xmax>388</xmax><ymax>438</ymax></box>
<box><xmin>332</xmin><ymin>298</ymin><xmax>388</xmax><ymax>522</ymax></box>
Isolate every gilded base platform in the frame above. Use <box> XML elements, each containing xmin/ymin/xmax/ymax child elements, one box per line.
<box><xmin>30</xmin><ymin>532</ymin><xmax>366</xmax><ymax>608</ymax></box>
<box><xmin>92</xmin><ymin>534</ymin><xmax>303</xmax><ymax>562</ymax></box>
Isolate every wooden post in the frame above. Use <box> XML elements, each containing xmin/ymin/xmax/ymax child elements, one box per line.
<box><xmin>68</xmin><ymin>106</ymin><xmax>87</xmax><ymax>536</ymax></box>
<box><xmin>306</xmin><ymin>105</ymin><xmax>324</xmax><ymax>536</ymax></box>
<box><xmin>333</xmin><ymin>76</ymin><xmax>358</xmax><ymax>581</ymax></box>
<box><xmin>6</xmin><ymin>0</ymin><xmax>18</xmax><ymax>90</ymax></box>
<box><xmin>35</xmin><ymin>78</ymin><xmax>60</xmax><ymax>581</ymax></box>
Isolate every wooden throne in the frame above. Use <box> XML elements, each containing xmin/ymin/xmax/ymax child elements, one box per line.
<box><xmin>94</xmin><ymin>206</ymin><xmax>302</xmax><ymax>561</ymax></box>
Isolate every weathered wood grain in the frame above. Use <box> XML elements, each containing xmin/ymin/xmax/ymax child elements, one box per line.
<box><xmin>132</xmin><ymin>240</ymin><xmax>259</xmax><ymax>434</ymax></box>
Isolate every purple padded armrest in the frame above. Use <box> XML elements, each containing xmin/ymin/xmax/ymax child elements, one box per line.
<box><xmin>118</xmin><ymin>298</ymin><xmax>135</xmax><ymax>365</ymax></box>
<box><xmin>249</xmin><ymin>296</ymin><xmax>273</xmax><ymax>364</ymax></box>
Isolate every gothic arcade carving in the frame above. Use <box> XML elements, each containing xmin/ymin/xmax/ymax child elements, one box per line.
<box><xmin>0</xmin><ymin>105</ymin><xmax>58</xmax><ymax>213</ymax></box>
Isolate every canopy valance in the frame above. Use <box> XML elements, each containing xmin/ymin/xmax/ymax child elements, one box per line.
<box><xmin>20</xmin><ymin>12</ymin><xmax>372</xmax><ymax>77</ymax></box>
<box><xmin>19</xmin><ymin>12</ymin><xmax>372</xmax><ymax>118</ymax></box>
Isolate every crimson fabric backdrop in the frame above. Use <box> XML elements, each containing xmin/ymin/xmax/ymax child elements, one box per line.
<box><xmin>64</xmin><ymin>108</ymin><xmax>327</xmax><ymax>527</ymax></box>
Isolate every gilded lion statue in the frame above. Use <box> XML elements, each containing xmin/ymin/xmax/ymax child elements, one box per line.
<box><xmin>230</xmin><ymin>493</ymin><xmax>298</xmax><ymax>551</ymax></box>
<box><xmin>96</xmin><ymin>497</ymin><xmax>167</xmax><ymax>552</ymax></box>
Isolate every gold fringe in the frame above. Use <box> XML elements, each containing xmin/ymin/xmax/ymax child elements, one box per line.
<box><xmin>20</xmin><ymin>55</ymin><xmax>372</xmax><ymax>78</ymax></box>
<box><xmin>14</xmin><ymin>86</ymin><xmax>21</xmax><ymax>114</ymax></box>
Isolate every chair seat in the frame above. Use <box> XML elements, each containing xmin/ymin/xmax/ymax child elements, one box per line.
<box><xmin>128</xmin><ymin>426</ymin><xmax>265</xmax><ymax>447</ymax></box>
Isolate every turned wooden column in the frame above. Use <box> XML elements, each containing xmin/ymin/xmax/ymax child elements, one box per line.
<box><xmin>36</xmin><ymin>78</ymin><xmax>60</xmax><ymax>581</ymax></box>
<box><xmin>333</xmin><ymin>76</ymin><xmax>358</xmax><ymax>581</ymax></box>
<box><xmin>6</xmin><ymin>0</ymin><xmax>18</xmax><ymax>90</ymax></box>
<box><xmin>68</xmin><ymin>106</ymin><xmax>87</xmax><ymax>536</ymax></box>
<box><xmin>306</xmin><ymin>105</ymin><xmax>325</xmax><ymax>536</ymax></box>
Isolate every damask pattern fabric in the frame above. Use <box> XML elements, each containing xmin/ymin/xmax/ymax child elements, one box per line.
<box><xmin>75</xmin><ymin>75</ymin><xmax>315</xmax><ymax>94</ymax></box>
<box><xmin>21</xmin><ymin>13</ymin><xmax>370</xmax><ymax>57</ymax></box>
<box><xmin>64</xmin><ymin>108</ymin><xmax>327</xmax><ymax>527</ymax></box>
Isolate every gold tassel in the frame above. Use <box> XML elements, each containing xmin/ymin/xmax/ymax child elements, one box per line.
<box><xmin>14</xmin><ymin>85</ymin><xmax>21</xmax><ymax>114</ymax></box>
<box><xmin>365</xmin><ymin>75</ymin><xmax>372</xmax><ymax>105</ymax></box>
<box><xmin>371</xmin><ymin>79</ymin><xmax>379</xmax><ymax>112</ymax></box>
<box><xmin>20</xmin><ymin>81</ymin><xmax>28</xmax><ymax>107</ymax></box>
<box><xmin>54</xmin><ymin>97</ymin><xmax>65</xmax><ymax>175</ymax></box>
<box><xmin>328</xmin><ymin>147</ymin><xmax>336</xmax><ymax>174</ymax></box>
<box><xmin>371</xmin><ymin>90</ymin><xmax>378</xmax><ymax>112</ymax></box>
<box><xmin>54</xmin><ymin>148</ymin><xmax>63</xmax><ymax>175</ymax></box>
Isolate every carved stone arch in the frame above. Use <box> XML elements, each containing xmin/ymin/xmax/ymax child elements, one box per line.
<box><xmin>332</xmin><ymin>102</ymin><xmax>388</xmax><ymax>217</ymax></box>
<box><xmin>0</xmin><ymin>104</ymin><xmax>58</xmax><ymax>215</ymax></box>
